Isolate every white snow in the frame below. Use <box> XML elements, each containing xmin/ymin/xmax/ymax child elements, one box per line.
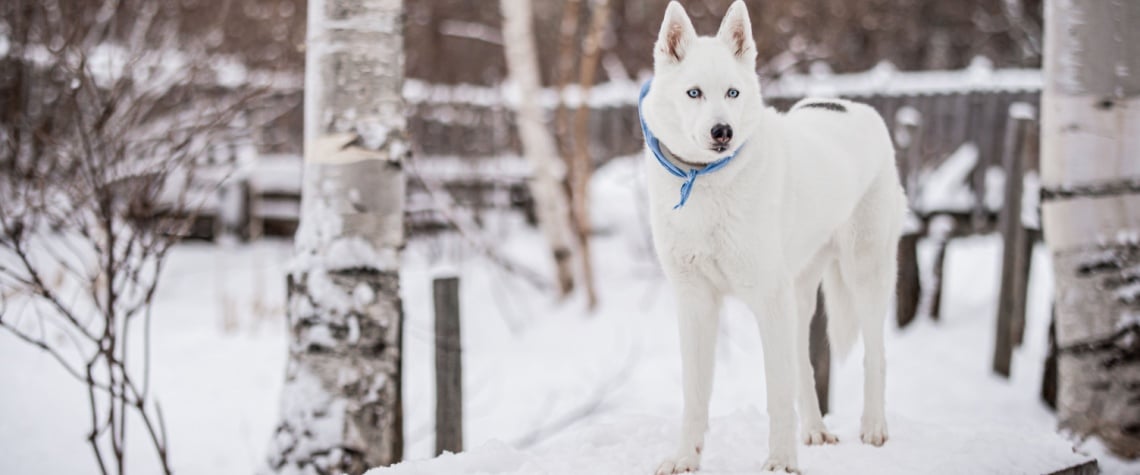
<box><xmin>764</xmin><ymin>61</ymin><xmax>1041</xmax><ymax>98</ymax></box>
<box><xmin>1022</xmin><ymin>171</ymin><xmax>1042</xmax><ymax>229</ymax></box>
<box><xmin>1009</xmin><ymin>101</ymin><xmax>1038</xmax><ymax>121</ymax></box>
<box><xmin>402</xmin><ymin>64</ymin><xmax>1042</xmax><ymax>110</ymax></box>
<box><xmin>984</xmin><ymin>166</ymin><xmax>1007</xmax><ymax>213</ymax></box>
<box><xmin>3</xmin><ymin>157</ymin><xmax>1137</xmax><ymax>475</ymax></box>
<box><xmin>439</xmin><ymin>20</ymin><xmax>504</xmax><ymax>45</ymax></box>
<box><xmin>250</xmin><ymin>154</ymin><xmax>305</xmax><ymax>193</ymax></box>
<box><xmin>915</xmin><ymin>143</ymin><xmax>979</xmax><ymax>213</ymax></box>
<box><xmin>371</xmin><ymin>411</ymin><xmax>1088</xmax><ymax>475</ymax></box>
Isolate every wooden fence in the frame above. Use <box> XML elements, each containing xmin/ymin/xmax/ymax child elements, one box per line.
<box><xmin>181</xmin><ymin>79</ymin><xmax>1049</xmax><ymax>422</ymax></box>
<box><xmin>186</xmin><ymin>87</ymin><xmax>1040</xmax><ymax>242</ymax></box>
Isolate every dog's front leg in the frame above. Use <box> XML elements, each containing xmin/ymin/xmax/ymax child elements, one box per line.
<box><xmin>656</xmin><ymin>280</ymin><xmax>721</xmax><ymax>475</ymax></box>
<box><xmin>748</xmin><ymin>287</ymin><xmax>800</xmax><ymax>473</ymax></box>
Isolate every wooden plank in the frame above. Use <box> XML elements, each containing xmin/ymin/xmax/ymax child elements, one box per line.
<box><xmin>1011</xmin><ymin>119</ymin><xmax>1039</xmax><ymax>347</ymax></box>
<box><xmin>1042</xmin><ymin>307</ymin><xmax>1059</xmax><ymax>409</ymax></box>
<box><xmin>879</xmin><ymin>94</ymin><xmax>899</xmax><ymax>133</ymax></box>
<box><xmin>968</xmin><ymin>91</ymin><xmax>991</xmax><ymax>232</ymax></box>
<box><xmin>950</xmin><ymin>91</ymin><xmax>971</xmax><ymax>148</ymax></box>
<box><xmin>897</xmin><ymin>232</ymin><xmax>921</xmax><ymax>328</ymax></box>
<box><xmin>1047</xmin><ymin>460</ymin><xmax>1100</xmax><ymax>475</ymax></box>
<box><xmin>810</xmin><ymin>288</ymin><xmax>830</xmax><ymax>415</ymax></box>
<box><xmin>992</xmin><ymin>106</ymin><xmax>1034</xmax><ymax>378</ymax></box>
<box><xmin>434</xmin><ymin>276</ymin><xmax>464</xmax><ymax>455</ymax></box>
<box><xmin>934</xmin><ymin>93</ymin><xmax>952</xmax><ymax>159</ymax></box>
<box><xmin>926</xmin><ymin>217</ymin><xmax>955</xmax><ymax>322</ymax></box>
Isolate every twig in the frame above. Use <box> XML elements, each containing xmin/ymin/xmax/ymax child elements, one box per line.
<box><xmin>406</xmin><ymin>152</ymin><xmax>553</xmax><ymax>291</ymax></box>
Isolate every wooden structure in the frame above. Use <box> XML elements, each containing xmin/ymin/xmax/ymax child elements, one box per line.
<box><xmin>184</xmin><ymin>85</ymin><xmax>1041</xmax><ymax>242</ymax></box>
<box><xmin>433</xmin><ymin>276</ymin><xmax>464</xmax><ymax>455</ymax></box>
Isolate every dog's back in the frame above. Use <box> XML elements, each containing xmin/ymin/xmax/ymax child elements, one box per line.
<box><xmin>766</xmin><ymin>98</ymin><xmax>903</xmax><ymax>273</ymax></box>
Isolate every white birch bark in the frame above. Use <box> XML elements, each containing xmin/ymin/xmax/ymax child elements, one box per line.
<box><xmin>264</xmin><ymin>0</ymin><xmax>407</xmax><ymax>473</ymax></box>
<box><xmin>1041</xmin><ymin>0</ymin><xmax>1140</xmax><ymax>458</ymax></box>
<box><xmin>500</xmin><ymin>0</ymin><xmax>578</xmax><ymax>296</ymax></box>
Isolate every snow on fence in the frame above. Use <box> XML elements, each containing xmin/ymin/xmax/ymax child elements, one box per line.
<box><xmin>183</xmin><ymin>65</ymin><xmax>1042</xmax><ymax>243</ymax></box>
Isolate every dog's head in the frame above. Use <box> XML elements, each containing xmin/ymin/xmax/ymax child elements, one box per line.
<box><xmin>646</xmin><ymin>1</ymin><xmax>761</xmax><ymax>164</ymax></box>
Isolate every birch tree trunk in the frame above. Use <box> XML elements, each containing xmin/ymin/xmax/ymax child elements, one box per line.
<box><xmin>265</xmin><ymin>0</ymin><xmax>407</xmax><ymax>473</ymax></box>
<box><xmin>501</xmin><ymin>0</ymin><xmax>578</xmax><ymax>296</ymax></box>
<box><xmin>1041</xmin><ymin>0</ymin><xmax>1140</xmax><ymax>458</ymax></box>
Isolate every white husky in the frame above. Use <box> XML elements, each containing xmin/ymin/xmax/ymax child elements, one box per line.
<box><xmin>642</xmin><ymin>1</ymin><xmax>906</xmax><ymax>473</ymax></box>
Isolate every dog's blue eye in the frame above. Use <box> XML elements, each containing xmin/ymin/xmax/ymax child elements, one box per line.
<box><xmin>727</xmin><ymin>88</ymin><xmax>739</xmax><ymax>98</ymax></box>
<box><xmin>686</xmin><ymin>88</ymin><xmax>701</xmax><ymax>98</ymax></box>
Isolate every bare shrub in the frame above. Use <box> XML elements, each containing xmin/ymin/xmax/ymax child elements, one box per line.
<box><xmin>0</xmin><ymin>1</ymin><xmax>280</xmax><ymax>472</ymax></box>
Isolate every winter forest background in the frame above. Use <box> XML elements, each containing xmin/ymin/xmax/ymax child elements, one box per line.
<box><xmin>1</xmin><ymin>0</ymin><xmax>1138</xmax><ymax>474</ymax></box>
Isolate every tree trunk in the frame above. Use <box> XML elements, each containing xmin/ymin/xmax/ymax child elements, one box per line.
<box><xmin>568</xmin><ymin>0</ymin><xmax>611</xmax><ymax>310</ymax></box>
<box><xmin>553</xmin><ymin>0</ymin><xmax>583</xmax><ymax>151</ymax></box>
<box><xmin>500</xmin><ymin>0</ymin><xmax>578</xmax><ymax>297</ymax></box>
<box><xmin>265</xmin><ymin>0</ymin><xmax>407</xmax><ymax>473</ymax></box>
<box><xmin>1041</xmin><ymin>0</ymin><xmax>1140</xmax><ymax>459</ymax></box>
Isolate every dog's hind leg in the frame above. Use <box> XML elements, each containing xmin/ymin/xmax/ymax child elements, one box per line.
<box><xmin>851</xmin><ymin>168</ymin><xmax>903</xmax><ymax>447</ymax></box>
<box><xmin>823</xmin><ymin>220</ymin><xmax>896</xmax><ymax>447</ymax></box>
<box><xmin>852</xmin><ymin>252</ymin><xmax>892</xmax><ymax>446</ymax></box>
<box><xmin>656</xmin><ymin>278</ymin><xmax>722</xmax><ymax>475</ymax></box>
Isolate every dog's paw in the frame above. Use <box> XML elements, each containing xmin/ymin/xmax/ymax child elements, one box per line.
<box><xmin>860</xmin><ymin>418</ymin><xmax>889</xmax><ymax>447</ymax></box>
<box><xmin>802</xmin><ymin>428</ymin><xmax>838</xmax><ymax>445</ymax></box>
<box><xmin>655</xmin><ymin>455</ymin><xmax>700</xmax><ymax>475</ymax></box>
<box><xmin>761</xmin><ymin>454</ymin><xmax>799</xmax><ymax>473</ymax></box>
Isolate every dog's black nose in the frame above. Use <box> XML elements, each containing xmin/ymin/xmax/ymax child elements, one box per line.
<box><xmin>711</xmin><ymin>124</ymin><xmax>733</xmax><ymax>144</ymax></box>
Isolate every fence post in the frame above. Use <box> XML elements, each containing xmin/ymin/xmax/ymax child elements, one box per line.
<box><xmin>992</xmin><ymin>104</ymin><xmax>1035</xmax><ymax>378</ymax></box>
<box><xmin>894</xmin><ymin>106</ymin><xmax>922</xmax><ymax>328</ymax></box>
<box><xmin>433</xmin><ymin>276</ymin><xmax>463</xmax><ymax>454</ymax></box>
<box><xmin>810</xmin><ymin>288</ymin><xmax>830</xmax><ymax>415</ymax></box>
<box><xmin>1041</xmin><ymin>307</ymin><xmax>1059</xmax><ymax>409</ymax></box>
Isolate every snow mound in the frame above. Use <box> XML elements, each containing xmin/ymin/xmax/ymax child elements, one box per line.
<box><xmin>368</xmin><ymin>409</ymin><xmax>1092</xmax><ymax>475</ymax></box>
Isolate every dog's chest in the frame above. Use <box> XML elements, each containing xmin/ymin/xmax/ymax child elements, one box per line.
<box><xmin>651</xmin><ymin>182</ymin><xmax>778</xmax><ymax>290</ymax></box>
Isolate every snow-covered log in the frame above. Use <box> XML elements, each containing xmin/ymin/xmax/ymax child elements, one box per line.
<box><xmin>1041</xmin><ymin>0</ymin><xmax>1140</xmax><ymax>458</ymax></box>
<box><xmin>264</xmin><ymin>0</ymin><xmax>408</xmax><ymax>473</ymax></box>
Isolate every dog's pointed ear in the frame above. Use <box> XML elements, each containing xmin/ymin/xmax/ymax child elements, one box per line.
<box><xmin>717</xmin><ymin>0</ymin><xmax>756</xmax><ymax>62</ymax></box>
<box><xmin>655</xmin><ymin>1</ymin><xmax>697</xmax><ymax>65</ymax></box>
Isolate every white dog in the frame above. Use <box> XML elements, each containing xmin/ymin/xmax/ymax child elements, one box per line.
<box><xmin>641</xmin><ymin>1</ymin><xmax>907</xmax><ymax>473</ymax></box>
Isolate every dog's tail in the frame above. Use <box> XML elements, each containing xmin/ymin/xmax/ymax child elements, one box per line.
<box><xmin>821</xmin><ymin>164</ymin><xmax>904</xmax><ymax>361</ymax></box>
<box><xmin>819</xmin><ymin>219</ymin><xmax>868</xmax><ymax>361</ymax></box>
<box><xmin>822</xmin><ymin>266</ymin><xmax>861</xmax><ymax>360</ymax></box>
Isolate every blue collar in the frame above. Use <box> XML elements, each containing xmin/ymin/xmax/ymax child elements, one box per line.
<box><xmin>638</xmin><ymin>80</ymin><xmax>741</xmax><ymax>209</ymax></box>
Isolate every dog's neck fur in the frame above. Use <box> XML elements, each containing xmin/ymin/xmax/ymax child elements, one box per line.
<box><xmin>658</xmin><ymin>140</ymin><xmax>722</xmax><ymax>169</ymax></box>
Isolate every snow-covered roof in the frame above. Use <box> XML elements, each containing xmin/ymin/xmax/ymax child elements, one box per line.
<box><xmin>763</xmin><ymin>58</ymin><xmax>1041</xmax><ymax>98</ymax></box>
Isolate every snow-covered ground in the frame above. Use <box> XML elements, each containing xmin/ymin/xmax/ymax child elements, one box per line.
<box><xmin>0</xmin><ymin>157</ymin><xmax>1134</xmax><ymax>474</ymax></box>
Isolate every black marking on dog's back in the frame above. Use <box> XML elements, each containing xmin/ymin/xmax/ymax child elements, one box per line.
<box><xmin>796</xmin><ymin>101</ymin><xmax>847</xmax><ymax>113</ymax></box>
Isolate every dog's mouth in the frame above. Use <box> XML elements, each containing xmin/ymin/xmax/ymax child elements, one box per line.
<box><xmin>710</xmin><ymin>143</ymin><xmax>730</xmax><ymax>154</ymax></box>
